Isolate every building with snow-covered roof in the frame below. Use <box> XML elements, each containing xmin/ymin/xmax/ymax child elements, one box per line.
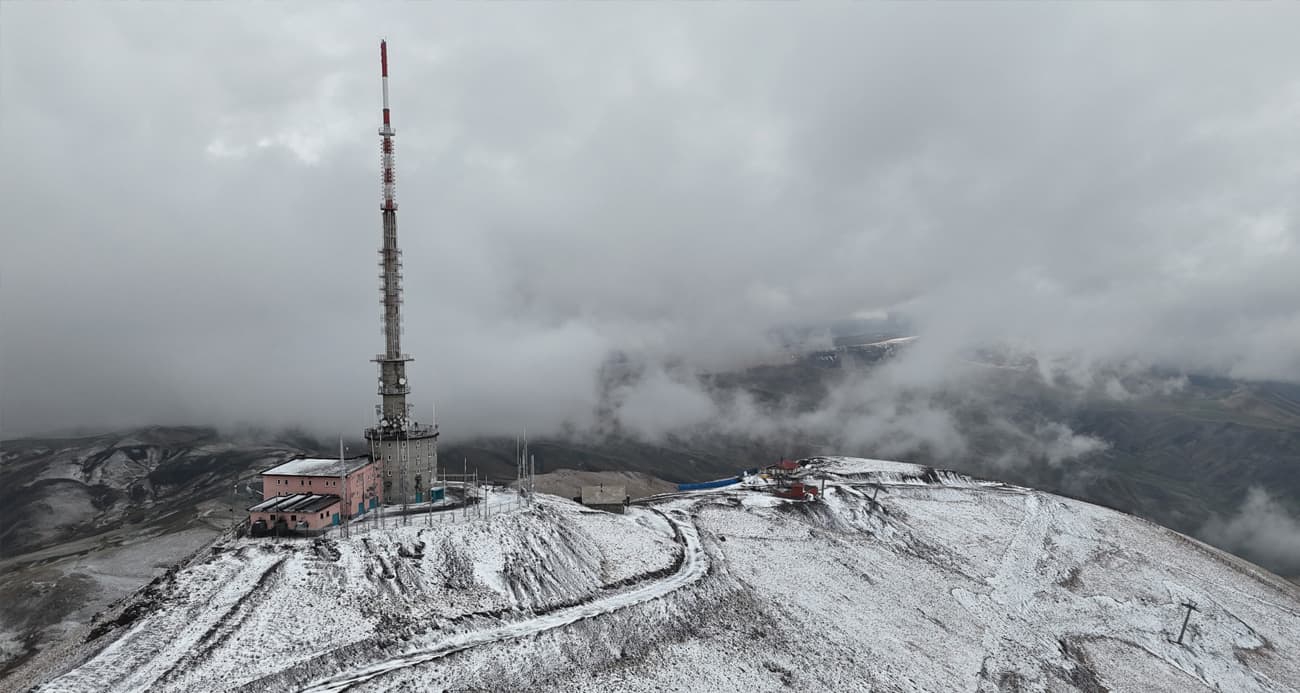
<box><xmin>763</xmin><ymin>460</ymin><xmax>802</xmax><ymax>477</ymax></box>
<box><xmin>259</xmin><ymin>455</ymin><xmax>380</xmax><ymax>519</ymax></box>
<box><xmin>247</xmin><ymin>493</ymin><xmax>342</xmax><ymax>535</ymax></box>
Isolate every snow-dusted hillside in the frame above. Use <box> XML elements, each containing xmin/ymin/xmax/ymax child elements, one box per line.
<box><xmin>22</xmin><ymin>458</ymin><xmax>1300</xmax><ymax>692</ymax></box>
<box><xmin>0</xmin><ymin>428</ymin><xmax>307</xmax><ymax>678</ymax></box>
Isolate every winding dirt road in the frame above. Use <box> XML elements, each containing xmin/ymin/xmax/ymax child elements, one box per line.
<box><xmin>297</xmin><ymin>507</ymin><xmax>708</xmax><ymax>693</ymax></box>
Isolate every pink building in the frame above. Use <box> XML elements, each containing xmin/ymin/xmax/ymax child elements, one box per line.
<box><xmin>259</xmin><ymin>455</ymin><xmax>382</xmax><ymax>518</ymax></box>
<box><xmin>248</xmin><ymin>493</ymin><xmax>341</xmax><ymax>532</ymax></box>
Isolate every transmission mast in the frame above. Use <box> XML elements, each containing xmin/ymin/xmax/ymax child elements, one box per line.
<box><xmin>364</xmin><ymin>39</ymin><xmax>438</xmax><ymax>514</ymax></box>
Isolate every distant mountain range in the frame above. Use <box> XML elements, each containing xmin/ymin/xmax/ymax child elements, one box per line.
<box><xmin>2</xmin><ymin>352</ymin><xmax>1298</xmax><ymax>677</ymax></box>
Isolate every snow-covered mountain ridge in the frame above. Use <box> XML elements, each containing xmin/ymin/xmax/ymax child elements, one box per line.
<box><xmin>21</xmin><ymin>457</ymin><xmax>1300</xmax><ymax>692</ymax></box>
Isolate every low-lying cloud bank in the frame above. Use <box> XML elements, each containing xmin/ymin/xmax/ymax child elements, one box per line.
<box><xmin>1202</xmin><ymin>488</ymin><xmax>1300</xmax><ymax>579</ymax></box>
<box><xmin>593</xmin><ymin>340</ymin><xmax>1114</xmax><ymax>471</ymax></box>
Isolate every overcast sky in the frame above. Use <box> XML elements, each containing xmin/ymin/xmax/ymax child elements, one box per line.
<box><xmin>3</xmin><ymin>4</ymin><xmax>1300</xmax><ymax>439</ymax></box>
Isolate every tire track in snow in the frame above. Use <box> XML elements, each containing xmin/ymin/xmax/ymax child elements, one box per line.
<box><xmin>41</xmin><ymin>552</ymin><xmax>287</xmax><ymax>693</ymax></box>
<box><xmin>152</xmin><ymin>555</ymin><xmax>290</xmax><ymax>687</ymax></box>
<box><xmin>955</xmin><ymin>493</ymin><xmax>1056</xmax><ymax>690</ymax></box>
<box><xmin>296</xmin><ymin>508</ymin><xmax>708</xmax><ymax>693</ymax></box>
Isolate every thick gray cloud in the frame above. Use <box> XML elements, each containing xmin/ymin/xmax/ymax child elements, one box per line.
<box><xmin>3</xmin><ymin>4</ymin><xmax>1300</xmax><ymax>439</ymax></box>
<box><xmin>1202</xmin><ymin>488</ymin><xmax>1300</xmax><ymax>578</ymax></box>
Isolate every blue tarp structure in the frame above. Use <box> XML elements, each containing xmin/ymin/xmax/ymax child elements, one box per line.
<box><xmin>677</xmin><ymin>476</ymin><xmax>741</xmax><ymax>492</ymax></box>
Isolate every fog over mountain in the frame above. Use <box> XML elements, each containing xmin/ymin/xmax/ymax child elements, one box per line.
<box><xmin>3</xmin><ymin>3</ymin><xmax>1300</xmax><ymax>447</ymax></box>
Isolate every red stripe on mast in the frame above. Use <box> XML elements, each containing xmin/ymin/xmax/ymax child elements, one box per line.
<box><xmin>380</xmin><ymin>40</ymin><xmax>388</xmax><ymax>77</ymax></box>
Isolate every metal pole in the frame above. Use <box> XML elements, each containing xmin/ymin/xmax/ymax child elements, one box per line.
<box><xmin>340</xmin><ymin>436</ymin><xmax>349</xmax><ymax>538</ymax></box>
<box><xmin>369</xmin><ymin>437</ymin><xmax>383</xmax><ymax>530</ymax></box>
<box><xmin>1175</xmin><ymin>601</ymin><xmax>1198</xmax><ymax>645</ymax></box>
<box><xmin>431</xmin><ymin>401</ymin><xmax>438</xmax><ymax>517</ymax></box>
<box><xmin>401</xmin><ymin>437</ymin><xmax>410</xmax><ymax>525</ymax></box>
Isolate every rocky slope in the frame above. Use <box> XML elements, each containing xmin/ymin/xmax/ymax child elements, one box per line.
<box><xmin>0</xmin><ymin>427</ymin><xmax>308</xmax><ymax>676</ymax></box>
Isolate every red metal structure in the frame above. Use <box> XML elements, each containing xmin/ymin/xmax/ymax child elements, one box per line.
<box><xmin>774</xmin><ymin>481</ymin><xmax>820</xmax><ymax>501</ymax></box>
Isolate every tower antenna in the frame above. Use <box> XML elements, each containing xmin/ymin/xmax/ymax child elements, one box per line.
<box><xmin>365</xmin><ymin>39</ymin><xmax>438</xmax><ymax>516</ymax></box>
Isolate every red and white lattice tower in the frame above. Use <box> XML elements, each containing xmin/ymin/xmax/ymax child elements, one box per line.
<box><xmin>365</xmin><ymin>40</ymin><xmax>437</xmax><ymax>517</ymax></box>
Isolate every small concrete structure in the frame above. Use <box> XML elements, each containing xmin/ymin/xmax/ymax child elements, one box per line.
<box><xmin>248</xmin><ymin>493</ymin><xmax>342</xmax><ymax>534</ymax></box>
<box><xmin>580</xmin><ymin>484</ymin><xmax>628</xmax><ymax>514</ymax></box>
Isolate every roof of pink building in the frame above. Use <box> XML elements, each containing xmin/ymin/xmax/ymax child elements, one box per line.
<box><xmin>248</xmin><ymin>493</ymin><xmax>341</xmax><ymax>513</ymax></box>
<box><xmin>263</xmin><ymin>455</ymin><xmax>372</xmax><ymax>477</ymax></box>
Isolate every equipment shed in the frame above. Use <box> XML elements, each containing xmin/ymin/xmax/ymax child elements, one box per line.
<box><xmin>580</xmin><ymin>485</ymin><xmax>628</xmax><ymax>514</ymax></box>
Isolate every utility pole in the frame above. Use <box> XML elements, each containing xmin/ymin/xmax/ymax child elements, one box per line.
<box><xmin>402</xmin><ymin>437</ymin><xmax>411</xmax><ymax>526</ymax></box>
<box><xmin>1172</xmin><ymin>601</ymin><xmax>1198</xmax><ymax>645</ymax></box>
<box><xmin>339</xmin><ymin>436</ymin><xmax>349</xmax><ymax>539</ymax></box>
<box><xmin>231</xmin><ymin>473</ymin><xmax>240</xmax><ymax>536</ymax></box>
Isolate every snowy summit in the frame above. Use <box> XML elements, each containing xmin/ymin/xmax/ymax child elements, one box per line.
<box><xmin>20</xmin><ymin>457</ymin><xmax>1300</xmax><ymax>692</ymax></box>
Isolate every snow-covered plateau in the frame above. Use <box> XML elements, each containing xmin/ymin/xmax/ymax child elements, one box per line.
<box><xmin>18</xmin><ymin>457</ymin><xmax>1300</xmax><ymax>692</ymax></box>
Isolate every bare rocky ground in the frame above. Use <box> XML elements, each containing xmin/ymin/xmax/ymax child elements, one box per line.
<box><xmin>520</xmin><ymin>468</ymin><xmax>678</xmax><ymax>501</ymax></box>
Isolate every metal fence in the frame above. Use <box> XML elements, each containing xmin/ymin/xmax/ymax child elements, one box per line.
<box><xmin>326</xmin><ymin>492</ymin><xmax>533</xmax><ymax>535</ymax></box>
